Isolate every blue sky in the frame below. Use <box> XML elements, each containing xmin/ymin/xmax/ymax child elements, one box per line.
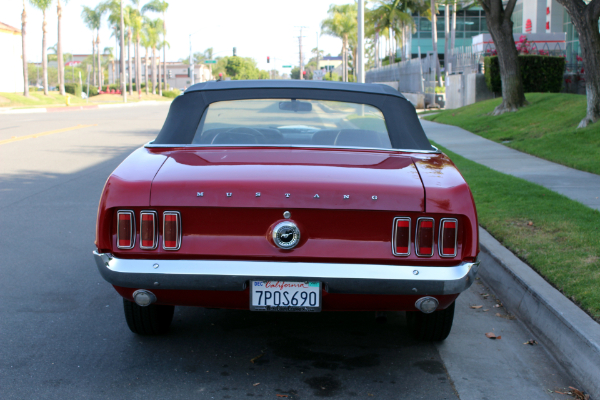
<box><xmin>3</xmin><ymin>0</ymin><xmax>352</xmax><ymax>74</ymax></box>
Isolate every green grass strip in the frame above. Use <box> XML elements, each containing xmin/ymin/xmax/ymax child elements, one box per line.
<box><xmin>424</xmin><ymin>93</ymin><xmax>600</xmax><ymax>175</ymax></box>
<box><xmin>433</xmin><ymin>141</ymin><xmax>600</xmax><ymax>320</ymax></box>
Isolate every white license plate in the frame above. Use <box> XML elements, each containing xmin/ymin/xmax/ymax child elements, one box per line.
<box><xmin>250</xmin><ymin>281</ymin><xmax>321</xmax><ymax>312</ymax></box>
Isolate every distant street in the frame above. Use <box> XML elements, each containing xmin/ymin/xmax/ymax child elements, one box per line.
<box><xmin>0</xmin><ymin>105</ymin><xmax>577</xmax><ymax>399</ymax></box>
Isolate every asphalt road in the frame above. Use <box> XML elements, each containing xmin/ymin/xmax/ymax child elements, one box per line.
<box><xmin>0</xmin><ymin>104</ymin><xmax>580</xmax><ymax>400</ymax></box>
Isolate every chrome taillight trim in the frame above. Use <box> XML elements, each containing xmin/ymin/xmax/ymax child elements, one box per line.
<box><xmin>415</xmin><ymin>217</ymin><xmax>435</xmax><ymax>257</ymax></box>
<box><xmin>392</xmin><ymin>217</ymin><xmax>411</xmax><ymax>256</ymax></box>
<box><xmin>116</xmin><ymin>210</ymin><xmax>136</xmax><ymax>250</ymax></box>
<box><xmin>439</xmin><ymin>218</ymin><xmax>458</xmax><ymax>258</ymax></box>
<box><xmin>139</xmin><ymin>210</ymin><xmax>158</xmax><ymax>250</ymax></box>
<box><xmin>162</xmin><ymin>211</ymin><xmax>182</xmax><ymax>251</ymax></box>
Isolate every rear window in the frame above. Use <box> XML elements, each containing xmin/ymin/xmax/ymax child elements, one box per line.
<box><xmin>191</xmin><ymin>99</ymin><xmax>392</xmax><ymax>149</ymax></box>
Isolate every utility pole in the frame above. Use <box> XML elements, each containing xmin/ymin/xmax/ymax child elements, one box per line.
<box><xmin>357</xmin><ymin>0</ymin><xmax>365</xmax><ymax>83</ymax></box>
<box><xmin>296</xmin><ymin>26</ymin><xmax>307</xmax><ymax>80</ymax></box>
<box><xmin>120</xmin><ymin>0</ymin><xmax>126</xmax><ymax>102</ymax></box>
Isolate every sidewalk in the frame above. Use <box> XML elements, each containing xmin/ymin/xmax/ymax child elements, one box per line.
<box><xmin>420</xmin><ymin>119</ymin><xmax>600</xmax><ymax>211</ymax></box>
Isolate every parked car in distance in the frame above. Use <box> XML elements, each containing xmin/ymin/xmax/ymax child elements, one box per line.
<box><xmin>93</xmin><ymin>80</ymin><xmax>480</xmax><ymax>341</ymax></box>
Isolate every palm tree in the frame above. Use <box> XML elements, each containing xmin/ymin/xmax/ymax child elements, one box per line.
<box><xmin>104</xmin><ymin>47</ymin><xmax>115</xmax><ymax>85</ymax></box>
<box><xmin>100</xmin><ymin>0</ymin><xmax>123</xmax><ymax>85</ymax></box>
<box><xmin>21</xmin><ymin>0</ymin><xmax>29</xmax><ymax>96</ymax></box>
<box><xmin>142</xmin><ymin>0</ymin><xmax>169</xmax><ymax>91</ymax></box>
<box><xmin>141</xmin><ymin>30</ymin><xmax>151</xmax><ymax>95</ymax></box>
<box><xmin>56</xmin><ymin>0</ymin><xmax>66</xmax><ymax>95</ymax></box>
<box><xmin>124</xmin><ymin>5</ymin><xmax>135</xmax><ymax>95</ymax></box>
<box><xmin>321</xmin><ymin>4</ymin><xmax>357</xmax><ymax>82</ymax></box>
<box><xmin>143</xmin><ymin>17</ymin><xmax>162</xmax><ymax>95</ymax></box>
<box><xmin>130</xmin><ymin>1</ymin><xmax>144</xmax><ymax>97</ymax></box>
<box><xmin>30</xmin><ymin>0</ymin><xmax>52</xmax><ymax>95</ymax></box>
<box><xmin>81</xmin><ymin>6</ymin><xmax>101</xmax><ymax>86</ymax></box>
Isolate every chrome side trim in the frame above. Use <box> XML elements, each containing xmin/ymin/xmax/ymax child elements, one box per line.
<box><xmin>439</xmin><ymin>218</ymin><xmax>458</xmax><ymax>258</ymax></box>
<box><xmin>392</xmin><ymin>217</ymin><xmax>411</xmax><ymax>256</ymax></box>
<box><xmin>93</xmin><ymin>251</ymin><xmax>480</xmax><ymax>296</ymax></box>
<box><xmin>116</xmin><ymin>210</ymin><xmax>135</xmax><ymax>250</ymax></box>
<box><xmin>143</xmin><ymin>141</ymin><xmax>441</xmax><ymax>154</ymax></box>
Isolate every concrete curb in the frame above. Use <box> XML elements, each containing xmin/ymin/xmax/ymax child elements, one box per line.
<box><xmin>0</xmin><ymin>100</ymin><xmax>169</xmax><ymax>114</ymax></box>
<box><xmin>478</xmin><ymin>227</ymin><xmax>600</xmax><ymax>398</ymax></box>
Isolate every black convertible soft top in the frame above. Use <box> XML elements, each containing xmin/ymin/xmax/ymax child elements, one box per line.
<box><xmin>153</xmin><ymin>80</ymin><xmax>434</xmax><ymax>151</ymax></box>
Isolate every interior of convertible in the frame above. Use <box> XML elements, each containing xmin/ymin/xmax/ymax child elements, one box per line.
<box><xmin>192</xmin><ymin>99</ymin><xmax>393</xmax><ymax>149</ymax></box>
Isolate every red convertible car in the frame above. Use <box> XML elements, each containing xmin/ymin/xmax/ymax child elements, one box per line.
<box><xmin>94</xmin><ymin>80</ymin><xmax>479</xmax><ymax>341</ymax></box>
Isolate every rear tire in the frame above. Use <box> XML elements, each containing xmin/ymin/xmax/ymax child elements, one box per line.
<box><xmin>123</xmin><ymin>299</ymin><xmax>174</xmax><ymax>335</ymax></box>
<box><xmin>406</xmin><ymin>301</ymin><xmax>455</xmax><ymax>341</ymax></box>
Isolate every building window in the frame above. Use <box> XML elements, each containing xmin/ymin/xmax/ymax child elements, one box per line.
<box><xmin>512</xmin><ymin>2</ymin><xmax>523</xmax><ymax>33</ymax></box>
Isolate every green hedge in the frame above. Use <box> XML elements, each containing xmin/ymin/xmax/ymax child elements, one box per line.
<box><xmin>484</xmin><ymin>55</ymin><xmax>565</xmax><ymax>93</ymax></box>
<box><xmin>82</xmin><ymin>84</ymin><xmax>98</xmax><ymax>97</ymax></box>
<box><xmin>64</xmin><ymin>83</ymin><xmax>81</xmax><ymax>98</ymax></box>
<box><xmin>162</xmin><ymin>88</ymin><xmax>181</xmax><ymax>98</ymax></box>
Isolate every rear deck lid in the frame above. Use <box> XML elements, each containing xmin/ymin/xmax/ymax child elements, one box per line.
<box><xmin>150</xmin><ymin>148</ymin><xmax>424</xmax><ymax>212</ymax></box>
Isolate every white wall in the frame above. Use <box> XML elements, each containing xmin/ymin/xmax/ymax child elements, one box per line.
<box><xmin>0</xmin><ymin>30</ymin><xmax>24</xmax><ymax>93</ymax></box>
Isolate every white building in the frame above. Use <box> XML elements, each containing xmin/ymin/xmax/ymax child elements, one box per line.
<box><xmin>0</xmin><ymin>21</ymin><xmax>24</xmax><ymax>93</ymax></box>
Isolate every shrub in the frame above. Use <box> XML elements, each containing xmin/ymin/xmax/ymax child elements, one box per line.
<box><xmin>29</xmin><ymin>86</ymin><xmax>38</xmax><ymax>92</ymax></box>
<box><xmin>484</xmin><ymin>55</ymin><xmax>565</xmax><ymax>93</ymax></box>
<box><xmin>64</xmin><ymin>83</ymin><xmax>81</xmax><ymax>98</ymax></box>
<box><xmin>82</xmin><ymin>84</ymin><xmax>98</xmax><ymax>96</ymax></box>
<box><xmin>162</xmin><ymin>88</ymin><xmax>181</xmax><ymax>98</ymax></box>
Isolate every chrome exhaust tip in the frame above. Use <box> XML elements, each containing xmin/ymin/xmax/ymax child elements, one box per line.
<box><xmin>415</xmin><ymin>296</ymin><xmax>439</xmax><ymax>314</ymax></box>
<box><xmin>132</xmin><ymin>289</ymin><xmax>157</xmax><ymax>307</ymax></box>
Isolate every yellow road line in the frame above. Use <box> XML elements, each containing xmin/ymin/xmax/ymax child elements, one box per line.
<box><xmin>0</xmin><ymin>124</ymin><xmax>98</xmax><ymax>146</ymax></box>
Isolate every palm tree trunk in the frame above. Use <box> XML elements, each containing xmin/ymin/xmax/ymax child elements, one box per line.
<box><xmin>128</xmin><ymin>30</ymin><xmax>133</xmax><ymax>96</ymax></box>
<box><xmin>57</xmin><ymin>0</ymin><xmax>64</xmax><ymax>95</ymax></box>
<box><xmin>115</xmin><ymin>28</ymin><xmax>119</xmax><ymax>84</ymax></box>
<box><xmin>92</xmin><ymin>37</ymin><xmax>96</xmax><ymax>86</ymax></box>
<box><xmin>112</xmin><ymin>61</ymin><xmax>115</xmax><ymax>86</ymax></box>
<box><xmin>163</xmin><ymin>14</ymin><xmax>166</xmax><ymax>91</ymax></box>
<box><xmin>136</xmin><ymin>35</ymin><xmax>141</xmax><ymax>98</ymax></box>
<box><xmin>42</xmin><ymin>10</ymin><xmax>48</xmax><ymax>95</ymax></box>
<box><xmin>158</xmin><ymin>55</ymin><xmax>162</xmax><ymax>96</ymax></box>
<box><xmin>451</xmin><ymin>0</ymin><xmax>457</xmax><ymax>52</ymax></box>
<box><xmin>145</xmin><ymin>48</ymin><xmax>149</xmax><ymax>95</ymax></box>
<box><xmin>22</xmin><ymin>1</ymin><xmax>29</xmax><ymax>97</ymax></box>
<box><xmin>97</xmin><ymin>33</ymin><xmax>101</xmax><ymax>90</ymax></box>
<box><xmin>152</xmin><ymin>47</ymin><xmax>156</xmax><ymax>95</ymax></box>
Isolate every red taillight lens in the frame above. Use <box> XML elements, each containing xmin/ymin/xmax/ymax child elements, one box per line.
<box><xmin>140</xmin><ymin>211</ymin><xmax>157</xmax><ymax>249</ymax></box>
<box><xmin>439</xmin><ymin>218</ymin><xmax>458</xmax><ymax>257</ymax></box>
<box><xmin>416</xmin><ymin>218</ymin><xmax>434</xmax><ymax>257</ymax></box>
<box><xmin>393</xmin><ymin>217</ymin><xmax>411</xmax><ymax>256</ymax></box>
<box><xmin>117</xmin><ymin>211</ymin><xmax>135</xmax><ymax>249</ymax></box>
<box><xmin>163</xmin><ymin>211</ymin><xmax>181</xmax><ymax>250</ymax></box>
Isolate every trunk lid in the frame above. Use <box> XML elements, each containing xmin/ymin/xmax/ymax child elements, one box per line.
<box><xmin>150</xmin><ymin>148</ymin><xmax>424</xmax><ymax>211</ymax></box>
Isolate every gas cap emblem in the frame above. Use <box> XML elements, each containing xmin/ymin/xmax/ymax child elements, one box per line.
<box><xmin>272</xmin><ymin>221</ymin><xmax>301</xmax><ymax>249</ymax></box>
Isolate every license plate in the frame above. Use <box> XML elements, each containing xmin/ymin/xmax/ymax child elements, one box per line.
<box><xmin>250</xmin><ymin>281</ymin><xmax>321</xmax><ymax>312</ymax></box>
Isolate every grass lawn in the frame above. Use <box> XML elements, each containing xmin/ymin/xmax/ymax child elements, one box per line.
<box><xmin>435</xmin><ymin>142</ymin><xmax>600</xmax><ymax>320</ymax></box>
<box><xmin>423</xmin><ymin>93</ymin><xmax>600</xmax><ymax>175</ymax></box>
<box><xmin>0</xmin><ymin>91</ymin><xmax>170</xmax><ymax>108</ymax></box>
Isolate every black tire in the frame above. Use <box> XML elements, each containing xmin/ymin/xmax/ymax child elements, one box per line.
<box><xmin>406</xmin><ymin>301</ymin><xmax>455</xmax><ymax>341</ymax></box>
<box><xmin>123</xmin><ymin>299</ymin><xmax>174</xmax><ymax>335</ymax></box>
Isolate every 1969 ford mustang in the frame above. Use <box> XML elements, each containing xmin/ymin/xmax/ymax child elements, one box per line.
<box><xmin>93</xmin><ymin>80</ymin><xmax>479</xmax><ymax>341</ymax></box>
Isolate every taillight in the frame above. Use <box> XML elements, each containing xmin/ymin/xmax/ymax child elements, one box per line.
<box><xmin>140</xmin><ymin>211</ymin><xmax>157</xmax><ymax>249</ymax></box>
<box><xmin>439</xmin><ymin>218</ymin><xmax>458</xmax><ymax>257</ymax></box>
<box><xmin>416</xmin><ymin>218</ymin><xmax>434</xmax><ymax>257</ymax></box>
<box><xmin>163</xmin><ymin>211</ymin><xmax>181</xmax><ymax>250</ymax></box>
<box><xmin>117</xmin><ymin>210</ymin><xmax>135</xmax><ymax>249</ymax></box>
<box><xmin>393</xmin><ymin>217</ymin><xmax>411</xmax><ymax>256</ymax></box>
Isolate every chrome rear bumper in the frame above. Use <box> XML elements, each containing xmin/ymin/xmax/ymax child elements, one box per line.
<box><xmin>93</xmin><ymin>251</ymin><xmax>479</xmax><ymax>296</ymax></box>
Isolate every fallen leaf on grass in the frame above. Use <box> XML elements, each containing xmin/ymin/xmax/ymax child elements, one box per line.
<box><xmin>485</xmin><ymin>332</ymin><xmax>501</xmax><ymax>340</ymax></box>
<box><xmin>276</xmin><ymin>395</ymin><xmax>289</xmax><ymax>398</ymax></box>
<box><xmin>250</xmin><ymin>354</ymin><xmax>264</xmax><ymax>363</ymax></box>
<box><xmin>471</xmin><ymin>305</ymin><xmax>483</xmax><ymax>309</ymax></box>
<box><xmin>527</xmin><ymin>221</ymin><xmax>533</xmax><ymax>226</ymax></box>
<box><xmin>523</xmin><ymin>339</ymin><xmax>538</xmax><ymax>345</ymax></box>
<box><xmin>569</xmin><ymin>386</ymin><xmax>589</xmax><ymax>400</ymax></box>
<box><xmin>253</xmin><ymin>383</ymin><xmax>260</xmax><ymax>387</ymax></box>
